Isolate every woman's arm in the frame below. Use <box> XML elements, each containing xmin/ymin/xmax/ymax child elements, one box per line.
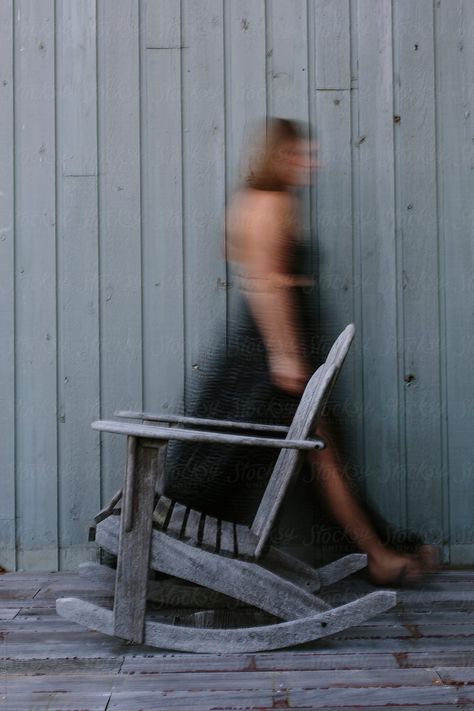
<box><xmin>230</xmin><ymin>191</ymin><xmax>311</xmax><ymax>395</ymax></box>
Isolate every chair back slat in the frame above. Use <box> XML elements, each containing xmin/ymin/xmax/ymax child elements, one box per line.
<box><xmin>325</xmin><ymin>324</ymin><xmax>355</xmax><ymax>371</ymax></box>
<box><xmin>250</xmin><ymin>324</ymin><xmax>355</xmax><ymax>559</ymax></box>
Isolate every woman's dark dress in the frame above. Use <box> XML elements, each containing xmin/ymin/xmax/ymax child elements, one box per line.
<box><xmin>161</xmin><ymin>239</ymin><xmax>424</xmax><ymax>553</ymax></box>
<box><xmin>162</xmin><ymin>240</ymin><xmax>314</xmax><ymax>524</ymax></box>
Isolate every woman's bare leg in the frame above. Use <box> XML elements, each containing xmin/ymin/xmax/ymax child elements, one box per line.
<box><xmin>309</xmin><ymin>419</ymin><xmax>430</xmax><ymax>584</ymax></box>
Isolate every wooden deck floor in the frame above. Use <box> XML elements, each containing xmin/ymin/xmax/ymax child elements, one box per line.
<box><xmin>1</xmin><ymin>568</ymin><xmax>474</xmax><ymax>710</ymax></box>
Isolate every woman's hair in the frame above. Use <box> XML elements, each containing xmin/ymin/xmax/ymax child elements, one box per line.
<box><xmin>241</xmin><ymin>116</ymin><xmax>310</xmax><ymax>191</ymax></box>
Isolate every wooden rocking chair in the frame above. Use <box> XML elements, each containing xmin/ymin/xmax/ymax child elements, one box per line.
<box><xmin>56</xmin><ymin>324</ymin><xmax>397</xmax><ymax>653</ymax></box>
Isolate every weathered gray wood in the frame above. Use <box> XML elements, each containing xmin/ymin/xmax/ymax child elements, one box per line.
<box><xmin>173</xmin><ymin>608</ymin><xmax>273</xmax><ymax>630</ymax></box>
<box><xmin>261</xmin><ymin>546</ymin><xmax>322</xmax><ymax>592</ymax></box>
<box><xmin>252</xmin><ymin>363</ymin><xmax>338</xmax><ymax>558</ymax></box>
<box><xmin>152</xmin><ymin>495</ymin><xmax>174</xmax><ymax>530</ymax></box>
<box><xmin>97</xmin><ymin>0</ymin><xmax>143</xmax><ymax>517</ymax></box>
<box><xmin>314</xmin><ymin>0</ymin><xmax>351</xmax><ymax>89</ymax></box>
<box><xmin>325</xmin><ymin>324</ymin><xmax>355</xmax><ymax>371</ymax></box>
<box><xmin>97</xmin><ymin>515</ymin><xmax>331</xmax><ymax>620</ymax></box>
<box><xmin>140</xmin><ymin>0</ymin><xmax>184</xmax><ymax>417</ymax></box>
<box><xmin>182</xmin><ymin>507</ymin><xmax>202</xmax><ymax>545</ymax></box>
<box><xmin>0</xmin><ymin>0</ymin><xmax>15</xmax><ymax>572</ymax></box>
<box><xmin>224</xmin><ymin>0</ymin><xmax>266</xmax><ymax>339</ymax></box>
<box><xmin>234</xmin><ymin>523</ymin><xmax>258</xmax><ymax>561</ymax></box>
<box><xmin>201</xmin><ymin>515</ymin><xmax>219</xmax><ymax>553</ymax></box>
<box><xmin>78</xmin><ymin>563</ymin><xmax>243</xmax><ymax>608</ymax></box>
<box><xmin>313</xmin><ymin>0</ymin><xmax>359</xmax><ymax>501</ymax></box>
<box><xmin>0</xmin><ymin>607</ymin><xmax>20</xmax><ymax>620</ymax></box>
<box><xmin>436</xmin><ymin>0</ymin><xmax>474</xmax><ymax>565</ymax></box>
<box><xmin>94</xmin><ymin>488</ymin><xmax>122</xmax><ymax>524</ymax></box>
<box><xmin>78</xmin><ymin>561</ymin><xmax>242</xmax><ymax>609</ymax></box>
<box><xmin>123</xmin><ymin>436</ymin><xmax>137</xmax><ymax>533</ymax></box>
<box><xmin>317</xmin><ymin>553</ymin><xmax>368</xmax><ymax>587</ymax></box>
<box><xmin>57</xmin><ymin>588</ymin><xmax>395</xmax><ymax>653</ymax></box>
<box><xmin>116</xmin><ymin>410</ymin><xmax>289</xmax><ymax>434</ymax></box>
<box><xmin>182</xmin><ymin>0</ymin><xmax>226</xmax><ymax>414</ymax></box>
<box><xmin>92</xmin><ymin>419</ymin><xmax>323</xmax><ymax>450</ymax></box>
<box><xmin>266</xmin><ymin>0</ymin><xmax>312</xmax><ymax>288</ymax></box>
<box><xmin>165</xmin><ymin>501</ymin><xmax>188</xmax><ymax>538</ymax></box>
<box><xmin>15</xmin><ymin>0</ymin><xmax>58</xmax><ymax>571</ymax></box>
<box><xmin>356</xmin><ymin>0</ymin><xmax>401</xmax><ymax>522</ymax></box>
<box><xmin>113</xmin><ymin>442</ymin><xmax>162</xmax><ymax>643</ymax></box>
<box><xmin>219</xmin><ymin>519</ymin><xmax>237</xmax><ymax>557</ymax></box>
<box><xmin>395</xmin><ymin>0</ymin><xmax>444</xmax><ymax>554</ymax></box>
<box><xmin>79</xmin><ymin>561</ymin><xmax>116</xmax><ymax>585</ymax></box>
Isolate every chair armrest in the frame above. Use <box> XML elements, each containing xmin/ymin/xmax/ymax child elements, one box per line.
<box><xmin>114</xmin><ymin>410</ymin><xmax>290</xmax><ymax>435</ymax></box>
<box><xmin>92</xmin><ymin>420</ymin><xmax>325</xmax><ymax>450</ymax></box>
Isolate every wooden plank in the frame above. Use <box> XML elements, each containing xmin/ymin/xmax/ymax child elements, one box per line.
<box><xmin>58</xmin><ymin>589</ymin><xmax>394</xmax><ymax>653</ymax></box>
<box><xmin>141</xmin><ymin>0</ymin><xmax>184</xmax><ymax>416</ymax></box>
<box><xmin>4</xmin><ymin>668</ymin><xmax>442</xmax><ymax>697</ymax></box>
<box><xmin>235</xmin><ymin>523</ymin><xmax>258</xmax><ymax>561</ymax></box>
<box><xmin>266</xmin><ymin>0</ymin><xmax>309</xmax><ymax>122</ymax></box>
<box><xmin>266</xmin><ymin>0</ymin><xmax>311</xmax><ymax>234</ymax></box>
<box><xmin>314</xmin><ymin>0</ymin><xmax>351</xmax><ymax>89</ymax></box>
<box><xmin>0</xmin><ymin>0</ymin><xmax>15</xmax><ymax>572</ymax></box>
<box><xmin>182</xmin><ymin>508</ymin><xmax>202</xmax><ymax>544</ymax></box>
<box><xmin>114</xmin><ymin>442</ymin><xmax>161</xmax><ymax>643</ymax></box>
<box><xmin>56</xmin><ymin>0</ymin><xmax>100</xmax><ymax>570</ymax></box>
<box><xmin>0</xmin><ymin>608</ymin><xmax>20</xmax><ymax>620</ymax></box>
<box><xmin>152</xmin><ymin>496</ymin><xmax>174</xmax><ymax>530</ymax></box>
<box><xmin>97</xmin><ymin>0</ymin><xmax>142</xmax><ymax>509</ymax></box>
<box><xmin>356</xmin><ymin>0</ymin><xmax>401</xmax><ymax>522</ymax></box>
<box><xmin>252</xmin><ymin>364</ymin><xmax>338</xmax><ymax>557</ymax></box>
<box><xmin>200</xmin><ymin>515</ymin><xmax>219</xmax><ymax>553</ymax></box>
<box><xmin>165</xmin><ymin>501</ymin><xmax>188</xmax><ymax>537</ymax></box>
<box><xmin>100</xmin><ymin>668</ymin><xmax>442</xmax><ymax>690</ymax></box>
<box><xmin>104</xmin><ymin>647</ymin><xmax>474</xmax><ymax>674</ymax></box>
<box><xmin>104</xmin><ymin>693</ymin><xmax>461</xmax><ymax>711</ymax></box>
<box><xmin>224</xmin><ymin>0</ymin><xmax>266</xmax><ymax>339</ymax></box>
<box><xmin>94</xmin><ymin>488</ymin><xmax>122</xmax><ymax>524</ymax></box>
<box><xmin>219</xmin><ymin>519</ymin><xmax>237</xmax><ymax>557</ymax></box>
<box><xmin>1</xmin><ymin>693</ymin><xmax>110</xmax><ymax>711</ymax></box>
<box><xmin>15</xmin><ymin>0</ymin><xmax>58</xmax><ymax>571</ymax></box>
<box><xmin>313</xmin><ymin>50</ymin><xmax>358</xmax><ymax>505</ymax></box>
<box><xmin>181</xmin><ymin>0</ymin><xmax>226</xmax><ymax>414</ymax></box>
<box><xmin>394</xmin><ymin>0</ymin><xmax>444</xmax><ymax>555</ymax></box>
<box><xmin>1</xmin><ymin>657</ymin><xmax>122</xmax><ymax>675</ymax></box>
<box><xmin>435</xmin><ymin>0</ymin><xmax>474</xmax><ymax>565</ymax></box>
<box><xmin>92</xmin><ymin>419</ymin><xmax>321</xmax><ymax>449</ymax></box>
<box><xmin>116</xmin><ymin>410</ymin><xmax>290</xmax><ymax>433</ymax></box>
<box><xmin>313</xmin><ymin>0</ymin><xmax>355</xmax><ymax>459</ymax></box>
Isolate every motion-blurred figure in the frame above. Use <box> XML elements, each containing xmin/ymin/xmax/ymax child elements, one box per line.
<box><xmin>162</xmin><ymin>117</ymin><xmax>438</xmax><ymax>585</ymax></box>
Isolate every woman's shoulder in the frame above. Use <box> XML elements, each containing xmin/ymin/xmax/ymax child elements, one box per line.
<box><xmin>226</xmin><ymin>187</ymin><xmax>298</xmax><ymax>247</ymax></box>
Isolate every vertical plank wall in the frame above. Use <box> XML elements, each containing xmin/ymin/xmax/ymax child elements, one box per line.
<box><xmin>1</xmin><ymin>0</ymin><xmax>473</xmax><ymax>569</ymax></box>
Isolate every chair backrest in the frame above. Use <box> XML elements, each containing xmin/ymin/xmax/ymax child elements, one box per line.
<box><xmin>251</xmin><ymin>323</ymin><xmax>355</xmax><ymax>559</ymax></box>
<box><xmin>325</xmin><ymin>323</ymin><xmax>355</xmax><ymax>371</ymax></box>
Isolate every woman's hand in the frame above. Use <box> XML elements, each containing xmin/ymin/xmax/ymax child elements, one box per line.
<box><xmin>269</xmin><ymin>354</ymin><xmax>312</xmax><ymax>396</ymax></box>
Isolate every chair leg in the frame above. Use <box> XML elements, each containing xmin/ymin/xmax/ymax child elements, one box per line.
<box><xmin>112</xmin><ymin>437</ymin><xmax>164</xmax><ymax>643</ymax></box>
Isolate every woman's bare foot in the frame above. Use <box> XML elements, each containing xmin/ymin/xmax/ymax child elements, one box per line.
<box><xmin>367</xmin><ymin>549</ymin><xmax>425</xmax><ymax>586</ymax></box>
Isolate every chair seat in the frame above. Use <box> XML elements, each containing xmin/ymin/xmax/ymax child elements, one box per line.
<box><xmin>95</xmin><ymin>493</ymin><xmax>259</xmax><ymax>562</ymax></box>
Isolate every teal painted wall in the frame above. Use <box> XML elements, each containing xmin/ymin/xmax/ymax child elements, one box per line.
<box><xmin>1</xmin><ymin>0</ymin><xmax>473</xmax><ymax>570</ymax></box>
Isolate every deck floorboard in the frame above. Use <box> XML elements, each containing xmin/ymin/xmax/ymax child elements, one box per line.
<box><xmin>1</xmin><ymin>569</ymin><xmax>474</xmax><ymax>709</ymax></box>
